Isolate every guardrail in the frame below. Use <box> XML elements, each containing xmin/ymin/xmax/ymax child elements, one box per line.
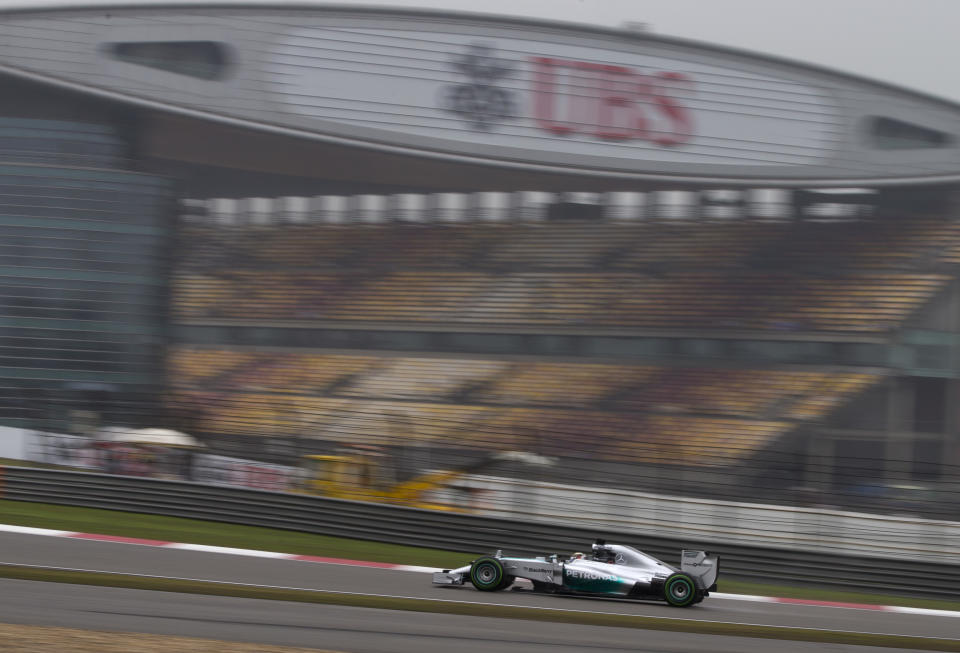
<box><xmin>2</xmin><ymin>466</ymin><xmax>958</xmax><ymax>598</ymax></box>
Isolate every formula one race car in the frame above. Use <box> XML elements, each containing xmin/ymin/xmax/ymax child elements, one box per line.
<box><xmin>432</xmin><ymin>539</ymin><xmax>718</xmax><ymax>607</ymax></box>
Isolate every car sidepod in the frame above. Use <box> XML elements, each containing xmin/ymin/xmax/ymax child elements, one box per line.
<box><xmin>561</xmin><ymin>561</ymin><xmax>635</xmax><ymax>595</ymax></box>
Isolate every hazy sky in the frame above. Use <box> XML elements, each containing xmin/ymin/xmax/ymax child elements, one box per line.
<box><xmin>2</xmin><ymin>0</ymin><xmax>957</xmax><ymax>103</ymax></box>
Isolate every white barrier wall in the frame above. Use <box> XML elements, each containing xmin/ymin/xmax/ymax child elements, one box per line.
<box><xmin>23</xmin><ymin>431</ymin><xmax>100</xmax><ymax>469</ymax></box>
<box><xmin>465</xmin><ymin>475</ymin><xmax>960</xmax><ymax>563</ymax></box>
<box><xmin>192</xmin><ymin>454</ymin><xmax>297</xmax><ymax>492</ymax></box>
<box><xmin>0</xmin><ymin>426</ymin><xmax>26</xmax><ymax>459</ymax></box>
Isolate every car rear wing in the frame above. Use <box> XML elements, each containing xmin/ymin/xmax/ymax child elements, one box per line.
<box><xmin>681</xmin><ymin>550</ymin><xmax>719</xmax><ymax>590</ymax></box>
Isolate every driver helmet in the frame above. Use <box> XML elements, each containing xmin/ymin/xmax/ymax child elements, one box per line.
<box><xmin>570</xmin><ymin>552</ymin><xmax>585</xmax><ymax>561</ymax></box>
<box><xmin>594</xmin><ymin>547</ymin><xmax>615</xmax><ymax>563</ymax></box>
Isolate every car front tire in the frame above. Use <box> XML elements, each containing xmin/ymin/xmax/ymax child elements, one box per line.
<box><xmin>469</xmin><ymin>557</ymin><xmax>507</xmax><ymax>591</ymax></box>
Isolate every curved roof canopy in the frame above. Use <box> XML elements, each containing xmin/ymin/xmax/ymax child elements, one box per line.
<box><xmin>1</xmin><ymin>3</ymin><xmax>959</xmax><ymax>189</ymax></box>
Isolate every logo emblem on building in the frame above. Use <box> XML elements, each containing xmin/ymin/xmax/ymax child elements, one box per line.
<box><xmin>440</xmin><ymin>43</ymin><xmax>516</xmax><ymax>131</ymax></box>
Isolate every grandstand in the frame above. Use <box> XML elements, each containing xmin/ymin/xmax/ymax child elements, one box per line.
<box><xmin>167</xmin><ymin>346</ymin><xmax>882</xmax><ymax>468</ymax></box>
<box><xmin>166</xmin><ymin>201</ymin><xmax>941</xmax><ymax>503</ymax></box>
<box><xmin>172</xmin><ymin>216</ymin><xmax>958</xmax><ymax>332</ymax></box>
<box><xmin>164</xmin><ymin>200</ymin><xmax>960</xmax><ymax>510</ymax></box>
<box><xmin>0</xmin><ymin>4</ymin><xmax>957</xmax><ymax>515</ymax></box>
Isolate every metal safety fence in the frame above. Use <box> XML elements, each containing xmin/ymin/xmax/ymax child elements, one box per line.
<box><xmin>2</xmin><ymin>466</ymin><xmax>958</xmax><ymax>598</ymax></box>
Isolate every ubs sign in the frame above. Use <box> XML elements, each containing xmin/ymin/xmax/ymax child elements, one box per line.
<box><xmin>529</xmin><ymin>55</ymin><xmax>692</xmax><ymax>147</ymax></box>
<box><xmin>267</xmin><ymin>27</ymin><xmax>836</xmax><ymax>169</ymax></box>
<box><xmin>440</xmin><ymin>43</ymin><xmax>693</xmax><ymax>147</ymax></box>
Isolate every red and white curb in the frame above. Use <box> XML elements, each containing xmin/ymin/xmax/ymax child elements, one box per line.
<box><xmin>2</xmin><ymin>523</ymin><xmax>957</xmax><ymax>618</ymax></box>
<box><xmin>0</xmin><ymin>524</ymin><xmax>437</xmax><ymax>573</ymax></box>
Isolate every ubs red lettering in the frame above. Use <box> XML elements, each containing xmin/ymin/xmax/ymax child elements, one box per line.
<box><xmin>530</xmin><ymin>57</ymin><xmax>694</xmax><ymax>146</ymax></box>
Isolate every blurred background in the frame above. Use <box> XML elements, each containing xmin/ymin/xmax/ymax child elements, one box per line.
<box><xmin>0</xmin><ymin>1</ymin><xmax>958</xmax><ymax>563</ymax></box>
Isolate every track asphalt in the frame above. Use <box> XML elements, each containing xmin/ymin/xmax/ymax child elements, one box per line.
<box><xmin>0</xmin><ymin>578</ymin><xmax>930</xmax><ymax>653</ymax></box>
<box><xmin>0</xmin><ymin>526</ymin><xmax>957</xmax><ymax>641</ymax></box>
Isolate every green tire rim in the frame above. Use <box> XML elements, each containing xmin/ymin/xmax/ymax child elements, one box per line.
<box><xmin>471</xmin><ymin>559</ymin><xmax>503</xmax><ymax>589</ymax></box>
<box><xmin>665</xmin><ymin>575</ymin><xmax>696</xmax><ymax>606</ymax></box>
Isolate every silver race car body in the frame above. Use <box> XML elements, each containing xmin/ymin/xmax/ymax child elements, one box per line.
<box><xmin>432</xmin><ymin>540</ymin><xmax>718</xmax><ymax>607</ymax></box>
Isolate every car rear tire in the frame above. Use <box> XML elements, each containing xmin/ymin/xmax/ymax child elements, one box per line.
<box><xmin>470</xmin><ymin>557</ymin><xmax>507</xmax><ymax>591</ymax></box>
<box><xmin>663</xmin><ymin>573</ymin><xmax>697</xmax><ymax>607</ymax></box>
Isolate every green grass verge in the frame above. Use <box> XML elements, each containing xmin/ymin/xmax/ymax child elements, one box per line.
<box><xmin>0</xmin><ymin>499</ymin><xmax>469</xmax><ymax>568</ymax></box>
<box><xmin>1</xmin><ymin>497</ymin><xmax>959</xmax><ymax>612</ymax></box>
<box><xmin>0</xmin><ymin>564</ymin><xmax>957</xmax><ymax>651</ymax></box>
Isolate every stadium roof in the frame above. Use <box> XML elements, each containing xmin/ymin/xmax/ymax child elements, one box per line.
<box><xmin>5</xmin><ymin>1</ymin><xmax>958</xmax><ymax>111</ymax></box>
<box><xmin>2</xmin><ymin>2</ymin><xmax>960</xmax><ymax>192</ymax></box>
